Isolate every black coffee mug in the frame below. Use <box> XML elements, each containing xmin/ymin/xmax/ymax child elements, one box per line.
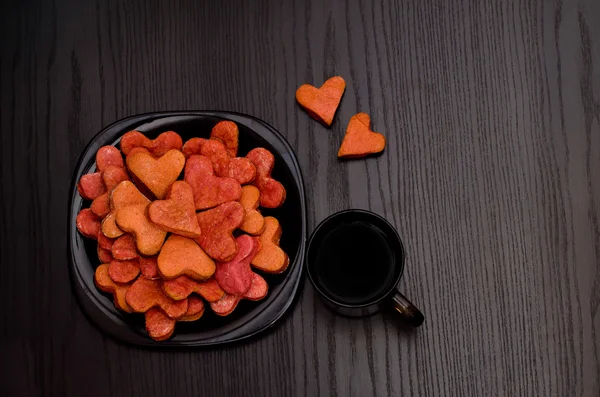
<box><xmin>306</xmin><ymin>210</ymin><xmax>424</xmax><ymax>327</ymax></box>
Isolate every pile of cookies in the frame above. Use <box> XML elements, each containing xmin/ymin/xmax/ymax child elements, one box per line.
<box><xmin>75</xmin><ymin>122</ymin><xmax>289</xmax><ymax>341</ymax></box>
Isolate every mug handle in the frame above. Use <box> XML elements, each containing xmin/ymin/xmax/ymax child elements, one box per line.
<box><xmin>391</xmin><ymin>290</ymin><xmax>424</xmax><ymax>327</ymax></box>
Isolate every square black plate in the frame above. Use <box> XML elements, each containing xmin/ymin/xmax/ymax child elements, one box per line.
<box><xmin>68</xmin><ymin>111</ymin><xmax>306</xmax><ymax>347</ymax></box>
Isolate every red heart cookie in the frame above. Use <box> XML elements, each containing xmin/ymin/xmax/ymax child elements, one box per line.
<box><xmin>214</xmin><ymin>235</ymin><xmax>258</xmax><ymax>295</ymax></box>
<box><xmin>139</xmin><ymin>256</ymin><xmax>160</xmax><ymax>280</ymax></box>
<box><xmin>120</xmin><ymin>131</ymin><xmax>183</xmax><ymax>157</ymax></box>
<box><xmin>144</xmin><ymin>308</ymin><xmax>176</xmax><ymax>341</ymax></box>
<box><xmin>96</xmin><ymin>146</ymin><xmax>125</xmax><ymax>172</ymax></box>
<box><xmin>184</xmin><ymin>155</ymin><xmax>242</xmax><ymax>210</ymax></box>
<box><xmin>195</xmin><ymin>201</ymin><xmax>244</xmax><ymax>262</ymax></box>
<box><xmin>111</xmin><ymin>234</ymin><xmax>138</xmax><ymax>260</ymax></box>
<box><xmin>90</xmin><ymin>165</ymin><xmax>131</xmax><ymax>218</ymax></box>
<box><xmin>210</xmin><ymin>121</ymin><xmax>239</xmax><ymax>157</ymax></box>
<box><xmin>183</xmin><ymin>139</ymin><xmax>255</xmax><ymax>185</ymax></box>
<box><xmin>179</xmin><ymin>295</ymin><xmax>205</xmax><ymax>322</ymax></box>
<box><xmin>296</xmin><ymin>76</ymin><xmax>346</xmax><ymax>126</ymax></box>
<box><xmin>210</xmin><ymin>273</ymin><xmax>268</xmax><ymax>316</ymax></box>
<box><xmin>246</xmin><ymin>148</ymin><xmax>286</xmax><ymax>208</ymax></box>
<box><xmin>108</xmin><ymin>259</ymin><xmax>140</xmax><ymax>284</ymax></box>
<box><xmin>76</xmin><ymin>208</ymin><xmax>101</xmax><ymax>239</ymax></box>
<box><xmin>337</xmin><ymin>113</ymin><xmax>386</xmax><ymax>158</ymax></box>
<box><xmin>77</xmin><ymin>172</ymin><xmax>106</xmax><ymax>200</ymax></box>
<box><xmin>97</xmin><ymin>244</ymin><xmax>113</xmax><ymax>263</ymax></box>
<box><xmin>181</xmin><ymin>138</ymin><xmax>207</xmax><ymax>158</ymax></box>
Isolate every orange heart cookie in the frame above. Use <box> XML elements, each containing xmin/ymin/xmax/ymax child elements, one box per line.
<box><xmin>126</xmin><ymin>149</ymin><xmax>185</xmax><ymax>199</ymax></box>
<box><xmin>101</xmin><ymin>180</ymin><xmax>150</xmax><ymax>238</ymax></box>
<box><xmin>210</xmin><ymin>121</ymin><xmax>239</xmax><ymax>157</ymax></box>
<box><xmin>97</xmin><ymin>232</ymin><xmax>115</xmax><ymax>250</ymax></box>
<box><xmin>125</xmin><ymin>277</ymin><xmax>188</xmax><ymax>318</ymax></box>
<box><xmin>162</xmin><ymin>276</ymin><xmax>225</xmax><ymax>302</ymax></box>
<box><xmin>296</xmin><ymin>76</ymin><xmax>346</xmax><ymax>126</ymax></box>
<box><xmin>157</xmin><ymin>235</ymin><xmax>216</xmax><ymax>280</ymax></box>
<box><xmin>239</xmin><ymin>185</ymin><xmax>265</xmax><ymax>235</ymax></box>
<box><xmin>148</xmin><ymin>181</ymin><xmax>201</xmax><ymax>238</ymax></box>
<box><xmin>195</xmin><ymin>201</ymin><xmax>244</xmax><ymax>261</ymax></box>
<box><xmin>94</xmin><ymin>264</ymin><xmax>133</xmax><ymax>312</ymax></box>
<box><xmin>101</xmin><ymin>211</ymin><xmax>124</xmax><ymax>238</ymax></box>
<box><xmin>110</xmin><ymin>180</ymin><xmax>150</xmax><ymax>208</ymax></box>
<box><xmin>251</xmin><ymin>216</ymin><xmax>289</xmax><ymax>273</ymax></box>
<box><xmin>337</xmin><ymin>113</ymin><xmax>386</xmax><ymax>158</ymax></box>
<box><xmin>115</xmin><ymin>203</ymin><xmax>167</xmax><ymax>255</ymax></box>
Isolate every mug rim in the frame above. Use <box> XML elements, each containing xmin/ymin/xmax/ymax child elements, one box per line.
<box><xmin>305</xmin><ymin>209</ymin><xmax>406</xmax><ymax>309</ymax></box>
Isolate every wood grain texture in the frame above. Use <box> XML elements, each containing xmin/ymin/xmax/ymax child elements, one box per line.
<box><xmin>1</xmin><ymin>0</ymin><xmax>599</xmax><ymax>395</ymax></box>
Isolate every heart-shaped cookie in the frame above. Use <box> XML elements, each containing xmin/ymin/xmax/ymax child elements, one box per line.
<box><xmin>125</xmin><ymin>277</ymin><xmax>188</xmax><ymax>318</ymax></box>
<box><xmin>184</xmin><ymin>155</ymin><xmax>242</xmax><ymax>210</ymax></box>
<box><xmin>120</xmin><ymin>130</ymin><xmax>183</xmax><ymax>157</ymax></box>
<box><xmin>337</xmin><ymin>113</ymin><xmax>386</xmax><ymax>158</ymax></box>
<box><xmin>296</xmin><ymin>76</ymin><xmax>346</xmax><ymax>126</ymax></box>
<box><xmin>210</xmin><ymin>273</ymin><xmax>268</xmax><ymax>316</ymax></box>
<box><xmin>102</xmin><ymin>180</ymin><xmax>151</xmax><ymax>239</ymax></box>
<box><xmin>126</xmin><ymin>149</ymin><xmax>185</xmax><ymax>199</ymax></box>
<box><xmin>214</xmin><ymin>235</ymin><xmax>259</xmax><ymax>295</ymax></box>
<box><xmin>179</xmin><ymin>295</ymin><xmax>205</xmax><ymax>322</ymax></box>
<box><xmin>183</xmin><ymin>139</ymin><xmax>256</xmax><ymax>184</ymax></box>
<box><xmin>94</xmin><ymin>264</ymin><xmax>133</xmax><ymax>312</ymax></box>
<box><xmin>239</xmin><ymin>185</ymin><xmax>265</xmax><ymax>235</ymax></box>
<box><xmin>246</xmin><ymin>148</ymin><xmax>286</xmax><ymax>208</ymax></box>
<box><xmin>251</xmin><ymin>216</ymin><xmax>289</xmax><ymax>273</ymax></box>
<box><xmin>115</xmin><ymin>203</ymin><xmax>167</xmax><ymax>255</ymax></box>
<box><xmin>210</xmin><ymin>121</ymin><xmax>239</xmax><ymax>157</ymax></box>
<box><xmin>162</xmin><ymin>276</ymin><xmax>224</xmax><ymax>302</ymax></box>
<box><xmin>195</xmin><ymin>201</ymin><xmax>244</xmax><ymax>261</ymax></box>
<box><xmin>157</xmin><ymin>235</ymin><xmax>216</xmax><ymax>280</ymax></box>
<box><xmin>148</xmin><ymin>181</ymin><xmax>201</xmax><ymax>238</ymax></box>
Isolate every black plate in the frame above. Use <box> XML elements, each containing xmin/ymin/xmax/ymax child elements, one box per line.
<box><xmin>68</xmin><ymin>111</ymin><xmax>306</xmax><ymax>347</ymax></box>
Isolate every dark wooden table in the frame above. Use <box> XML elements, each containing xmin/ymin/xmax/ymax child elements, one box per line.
<box><xmin>2</xmin><ymin>0</ymin><xmax>599</xmax><ymax>396</ymax></box>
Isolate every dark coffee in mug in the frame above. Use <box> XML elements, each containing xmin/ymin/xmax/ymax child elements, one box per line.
<box><xmin>310</xmin><ymin>219</ymin><xmax>399</xmax><ymax>305</ymax></box>
<box><xmin>307</xmin><ymin>210</ymin><xmax>423</xmax><ymax>325</ymax></box>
